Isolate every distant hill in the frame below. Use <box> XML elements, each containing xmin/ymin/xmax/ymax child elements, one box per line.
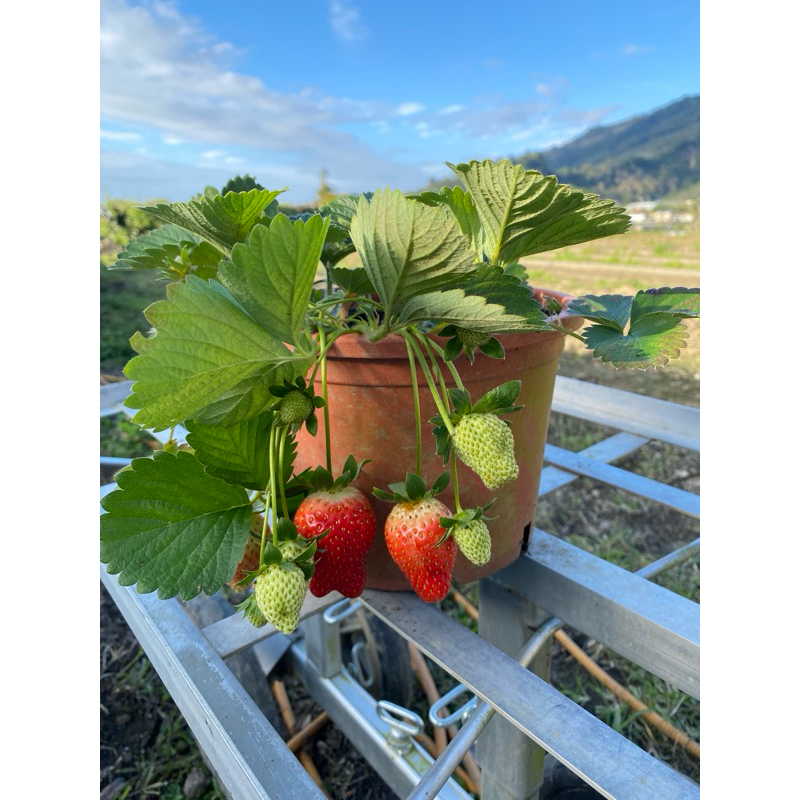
<box><xmin>426</xmin><ymin>95</ymin><xmax>699</xmax><ymax>204</ymax></box>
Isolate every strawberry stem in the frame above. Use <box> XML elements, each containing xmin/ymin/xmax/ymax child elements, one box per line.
<box><xmin>402</xmin><ymin>331</ymin><xmax>456</xmax><ymax>436</ymax></box>
<box><xmin>317</xmin><ymin>324</ymin><xmax>332</xmax><ymax>473</ymax></box>
<box><xmin>269</xmin><ymin>423</ymin><xmax>280</xmax><ymax>546</ymax></box>
<box><xmin>404</xmin><ymin>336</ymin><xmax>423</xmax><ymax>476</ymax></box>
<box><xmin>277</xmin><ymin>426</ymin><xmax>290</xmax><ymax>519</ymax></box>
<box><xmin>419</xmin><ymin>333</ymin><xmax>467</xmax><ymax>392</ymax></box>
<box><xmin>451</xmin><ymin>453</ymin><xmax>463</xmax><ymax>514</ymax></box>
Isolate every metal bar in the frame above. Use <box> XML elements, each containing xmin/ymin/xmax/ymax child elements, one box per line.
<box><xmin>100</xmin><ymin>456</ymin><xmax>132</xmax><ymax>467</ymax></box>
<box><xmin>100</xmin><ymin>564</ymin><xmax>326</xmax><ymax>800</ymax></box>
<box><xmin>552</xmin><ymin>375</ymin><xmax>699</xmax><ymax>451</ymax></box>
<box><xmin>544</xmin><ymin>443</ymin><xmax>700</xmax><ymax>517</ymax></box>
<box><xmin>408</xmin><ymin>540</ymin><xmax>701</xmax><ymax>800</ymax></box>
<box><xmin>290</xmin><ymin>640</ymin><xmax>473</xmax><ymax>800</ymax></box>
<box><xmin>361</xmin><ymin>590</ymin><xmax>698</xmax><ymax>800</ymax></box>
<box><xmin>538</xmin><ymin>431</ymin><xmax>648</xmax><ymax>496</ymax></box>
<box><xmin>496</xmin><ymin>529</ymin><xmax>700</xmax><ymax>698</ymax></box>
<box><xmin>201</xmin><ymin>591</ymin><xmax>345</xmax><ymax>658</ymax></box>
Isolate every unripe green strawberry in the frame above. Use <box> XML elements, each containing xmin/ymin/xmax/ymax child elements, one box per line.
<box><xmin>452</xmin><ymin>412</ymin><xmax>519</xmax><ymax>490</ymax></box>
<box><xmin>455</xmin><ymin>327</ymin><xmax>491</xmax><ymax>349</ymax></box>
<box><xmin>278</xmin><ymin>390</ymin><xmax>313</xmax><ymax>424</ymax></box>
<box><xmin>452</xmin><ymin>519</ymin><xmax>491</xmax><ymax>566</ymax></box>
<box><xmin>254</xmin><ymin>562</ymin><xmax>308</xmax><ymax>634</ymax></box>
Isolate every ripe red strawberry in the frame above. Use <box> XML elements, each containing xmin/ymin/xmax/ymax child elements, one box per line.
<box><xmin>384</xmin><ymin>497</ymin><xmax>456</xmax><ymax>602</ymax></box>
<box><xmin>294</xmin><ymin>486</ymin><xmax>376</xmax><ymax>598</ymax></box>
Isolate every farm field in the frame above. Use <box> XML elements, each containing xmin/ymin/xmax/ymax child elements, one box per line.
<box><xmin>100</xmin><ymin>224</ymin><xmax>700</xmax><ymax>798</ymax></box>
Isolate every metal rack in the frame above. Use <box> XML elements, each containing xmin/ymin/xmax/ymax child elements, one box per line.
<box><xmin>100</xmin><ymin>375</ymin><xmax>699</xmax><ymax>800</ymax></box>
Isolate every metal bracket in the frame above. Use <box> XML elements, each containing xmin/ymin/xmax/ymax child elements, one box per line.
<box><xmin>376</xmin><ymin>700</ymin><xmax>423</xmax><ymax>754</ymax></box>
<box><xmin>323</xmin><ymin>597</ymin><xmax>364</xmax><ymax>625</ymax></box>
<box><xmin>429</xmin><ymin>684</ymin><xmax>479</xmax><ymax>728</ymax></box>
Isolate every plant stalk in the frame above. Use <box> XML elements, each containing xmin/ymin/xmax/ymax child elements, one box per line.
<box><xmin>404</xmin><ymin>336</ymin><xmax>423</xmax><ymax>476</ymax></box>
<box><xmin>402</xmin><ymin>331</ymin><xmax>456</xmax><ymax>436</ymax></box>
<box><xmin>318</xmin><ymin>325</ymin><xmax>332</xmax><ymax>473</ymax></box>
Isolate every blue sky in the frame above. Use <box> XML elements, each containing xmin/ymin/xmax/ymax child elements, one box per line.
<box><xmin>100</xmin><ymin>0</ymin><xmax>699</xmax><ymax>205</ymax></box>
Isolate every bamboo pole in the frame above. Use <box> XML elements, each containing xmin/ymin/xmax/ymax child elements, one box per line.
<box><xmin>271</xmin><ymin>679</ymin><xmax>332</xmax><ymax>797</ymax></box>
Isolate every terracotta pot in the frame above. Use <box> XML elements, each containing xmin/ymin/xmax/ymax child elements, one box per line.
<box><xmin>294</xmin><ymin>289</ymin><xmax>583</xmax><ymax>590</ymax></box>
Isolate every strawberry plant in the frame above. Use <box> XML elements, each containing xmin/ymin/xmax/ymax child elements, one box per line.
<box><xmin>100</xmin><ymin>160</ymin><xmax>699</xmax><ymax>632</ymax></box>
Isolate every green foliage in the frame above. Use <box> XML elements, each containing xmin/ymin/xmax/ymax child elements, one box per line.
<box><xmin>123</xmin><ymin>276</ymin><xmax>310</xmax><ymax>430</ymax></box>
<box><xmin>100</xmin><ymin>450</ymin><xmax>253</xmax><ymax>599</ymax></box>
<box><xmin>350</xmin><ymin>188</ymin><xmax>477</xmax><ymax>323</ymax></box>
<box><xmin>218</xmin><ymin>213</ymin><xmax>329</xmax><ymax>346</ymax></box>
<box><xmin>447</xmin><ymin>159</ymin><xmax>631</xmax><ymax>263</ymax></box>
<box><xmin>145</xmin><ymin>188</ymin><xmax>286</xmax><ymax>253</ymax></box>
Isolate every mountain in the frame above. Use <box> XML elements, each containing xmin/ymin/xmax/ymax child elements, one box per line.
<box><xmin>427</xmin><ymin>95</ymin><xmax>699</xmax><ymax>204</ymax></box>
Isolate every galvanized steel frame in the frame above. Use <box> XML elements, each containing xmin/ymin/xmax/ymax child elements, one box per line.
<box><xmin>100</xmin><ymin>376</ymin><xmax>700</xmax><ymax>799</ymax></box>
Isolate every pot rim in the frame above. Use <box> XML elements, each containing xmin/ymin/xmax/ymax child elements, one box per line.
<box><xmin>323</xmin><ymin>286</ymin><xmax>583</xmax><ymax>360</ymax></box>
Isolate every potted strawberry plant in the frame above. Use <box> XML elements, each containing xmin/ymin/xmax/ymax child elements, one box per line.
<box><xmin>100</xmin><ymin>159</ymin><xmax>699</xmax><ymax>633</ymax></box>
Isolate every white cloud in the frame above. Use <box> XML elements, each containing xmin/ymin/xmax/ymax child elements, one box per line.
<box><xmin>439</xmin><ymin>105</ymin><xmax>463</xmax><ymax>115</ymax></box>
<box><xmin>397</xmin><ymin>102</ymin><xmax>425</xmax><ymax>116</ymax></box>
<box><xmin>201</xmin><ymin>150</ymin><xmax>226</xmax><ymax>160</ymax></box>
<box><xmin>100</xmin><ymin>128</ymin><xmax>142</xmax><ymax>142</ymax></box>
<box><xmin>622</xmin><ymin>43</ymin><xmax>651</xmax><ymax>56</ymax></box>
<box><xmin>100</xmin><ymin>0</ymin><xmax>426</xmax><ymax>201</ymax></box>
<box><xmin>329</xmin><ymin>1</ymin><xmax>368</xmax><ymax>43</ymax></box>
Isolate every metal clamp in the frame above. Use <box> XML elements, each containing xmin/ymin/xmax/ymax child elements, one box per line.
<box><xmin>429</xmin><ymin>684</ymin><xmax>479</xmax><ymax>728</ymax></box>
<box><xmin>322</xmin><ymin>597</ymin><xmax>363</xmax><ymax>625</ymax></box>
<box><xmin>347</xmin><ymin>640</ymin><xmax>375</xmax><ymax>688</ymax></box>
<box><xmin>377</xmin><ymin>700</ymin><xmax>423</xmax><ymax>754</ymax></box>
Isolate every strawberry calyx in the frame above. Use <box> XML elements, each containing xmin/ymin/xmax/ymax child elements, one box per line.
<box><xmin>297</xmin><ymin>454</ymin><xmax>370</xmax><ymax>494</ymax></box>
<box><xmin>269</xmin><ymin>375</ymin><xmax>326</xmax><ymax>434</ymax></box>
<box><xmin>438</xmin><ymin>323</ymin><xmax>506</xmax><ymax>364</ymax></box>
<box><xmin>372</xmin><ymin>470</ymin><xmax>450</xmax><ymax>505</ymax></box>
<box><xmin>436</xmin><ymin>501</ymin><xmax>496</xmax><ymax>547</ymax></box>
<box><xmin>430</xmin><ymin>380</ymin><xmax>523</xmax><ymax>462</ymax></box>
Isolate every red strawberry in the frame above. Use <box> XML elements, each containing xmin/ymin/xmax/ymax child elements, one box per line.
<box><xmin>294</xmin><ymin>485</ymin><xmax>376</xmax><ymax>598</ymax></box>
<box><xmin>384</xmin><ymin>497</ymin><xmax>456</xmax><ymax>602</ymax></box>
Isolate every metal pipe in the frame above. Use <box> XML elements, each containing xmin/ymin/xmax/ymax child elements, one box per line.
<box><xmin>406</xmin><ymin>539</ymin><xmax>701</xmax><ymax>800</ymax></box>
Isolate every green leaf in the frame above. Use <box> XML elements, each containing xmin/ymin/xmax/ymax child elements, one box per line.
<box><xmin>275</xmin><ymin>517</ymin><xmax>298</xmax><ymax>542</ymax></box>
<box><xmin>185</xmin><ymin>412</ymin><xmax>295</xmax><ymax>490</ymax></box>
<box><xmin>144</xmin><ymin>189</ymin><xmax>287</xmax><ymax>254</ymax></box>
<box><xmin>222</xmin><ymin>175</ymin><xmax>265</xmax><ymax>194</ymax></box>
<box><xmin>412</xmin><ymin>186</ymin><xmax>486</xmax><ymax>258</ymax></box>
<box><xmin>448</xmin><ymin>159</ymin><xmax>630</xmax><ymax>263</ymax></box>
<box><xmin>447</xmin><ymin>388</ymin><xmax>472</xmax><ymax>416</ymax></box>
<box><xmin>350</xmin><ymin>188</ymin><xmax>477</xmax><ymax>322</ymax></box>
<box><xmin>583</xmin><ymin>315</ymin><xmax>694</xmax><ymax>369</ymax></box>
<box><xmin>100</xmin><ymin>451</ymin><xmax>252</xmax><ymax>599</ymax></box>
<box><xmin>431</xmin><ymin>471</ymin><xmax>451</xmax><ymax>496</ymax></box>
<box><xmin>320</xmin><ymin>193</ymin><xmax>370</xmax><ymax>230</ymax></box>
<box><xmin>443</xmin><ymin>336</ymin><xmax>463</xmax><ymax>362</ymax></box>
<box><xmin>567</xmin><ymin>295</ymin><xmax>633</xmax><ymax>332</ymax></box>
<box><xmin>218</xmin><ymin>214</ymin><xmax>329</xmax><ymax>345</ymax></box>
<box><xmin>124</xmin><ymin>276</ymin><xmax>306</xmax><ymax>430</ymax></box>
<box><xmin>111</xmin><ymin>224</ymin><xmax>203</xmax><ymax>270</ymax></box>
<box><xmin>629</xmin><ymin>287</ymin><xmax>700</xmax><ymax>325</ymax></box>
<box><xmin>327</xmin><ymin>265</ymin><xmax>375</xmax><ymax>295</ymax></box>
<box><xmin>397</xmin><ymin>266</ymin><xmax>549</xmax><ymax>333</ymax></box>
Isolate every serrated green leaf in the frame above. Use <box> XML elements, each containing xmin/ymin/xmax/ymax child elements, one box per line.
<box><xmin>472</xmin><ymin>381</ymin><xmax>522</xmax><ymax>414</ymax></box>
<box><xmin>629</xmin><ymin>288</ymin><xmax>700</xmax><ymax>325</ymax></box>
<box><xmin>327</xmin><ymin>265</ymin><xmax>375</xmax><ymax>295</ymax></box>
<box><xmin>412</xmin><ymin>186</ymin><xmax>486</xmax><ymax>258</ymax></box>
<box><xmin>185</xmin><ymin>412</ymin><xmax>295</xmax><ymax>491</ymax></box>
<box><xmin>222</xmin><ymin>175</ymin><xmax>265</xmax><ymax>195</ymax></box>
<box><xmin>218</xmin><ymin>213</ymin><xmax>329</xmax><ymax>345</ymax></box>
<box><xmin>583</xmin><ymin>316</ymin><xmax>694</xmax><ymax>369</ymax></box>
<box><xmin>350</xmin><ymin>188</ymin><xmax>477</xmax><ymax>322</ymax></box>
<box><xmin>145</xmin><ymin>189</ymin><xmax>286</xmax><ymax>253</ymax></box>
<box><xmin>397</xmin><ymin>265</ymin><xmax>548</xmax><ymax>333</ymax></box>
<box><xmin>100</xmin><ymin>451</ymin><xmax>252</xmax><ymax>599</ymax></box>
<box><xmin>567</xmin><ymin>294</ymin><xmax>633</xmax><ymax>332</ymax></box>
<box><xmin>123</xmin><ymin>276</ymin><xmax>307</xmax><ymax>430</ymax></box>
<box><xmin>447</xmin><ymin>388</ymin><xmax>472</xmax><ymax>416</ymax></box>
<box><xmin>263</xmin><ymin>542</ymin><xmax>283</xmax><ymax>565</ymax></box>
<box><xmin>110</xmin><ymin>224</ymin><xmax>205</xmax><ymax>270</ymax></box>
<box><xmin>320</xmin><ymin>193</ymin><xmax>371</xmax><ymax>230</ymax></box>
<box><xmin>448</xmin><ymin>159</ymin><xmax>630</xmax><ymax>263</ymax></box>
